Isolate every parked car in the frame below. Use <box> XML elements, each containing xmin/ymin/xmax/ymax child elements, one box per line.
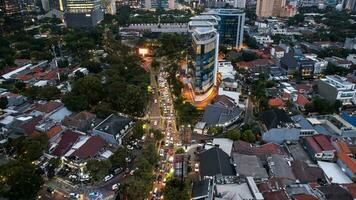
<box><xmin>112</xmin><ymin>183</ymin><xmax>120</xmax><ymax>190</ymax></box>
<box><xmin>103</xmin><ymin>174</ymin><xmax>114</xmax><ymax>182</ymax></box>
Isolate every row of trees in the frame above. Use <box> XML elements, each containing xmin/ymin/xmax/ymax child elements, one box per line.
<box><xmin>119</xmin><ymin>141</ymin><xmax>159</xmax><ymax>200</ymax></box>
<box><xmin>305</xmin><ymin>97</ymin><xmax>342</xmax><ymax>115</ymax></box>
<box><xmin>62</xmin><ymin>53</ymin><xmax>150</xmax><ymax>118</ymax></box>
<box><xmin>0</xmin><ymin>135</ymin><xmax>49</xmax><ymax>200</ymax></box>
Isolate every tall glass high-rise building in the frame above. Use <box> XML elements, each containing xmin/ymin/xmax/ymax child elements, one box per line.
<box><xmin>65</xmin><ymin>0</ymin><xmax>103</xmax><ymax>27</ymax></box>
<box><xmin>189</xmin><ymin>27</ymin><xmax>219</xmax><ymax>100</ymax></box>
<box><xmin>202</xmin><ymin>9</ymin><xmax>245</xmax><ymax>49</ymax></box>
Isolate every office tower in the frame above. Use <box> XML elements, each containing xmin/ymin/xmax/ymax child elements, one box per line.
<box><xmin>168</xmin><ymin>0</ymin><xmax>174</xmax><ymax>9</ymax></box>
<box><xmin>256</xmin><ymin>0</ymin><xmax>273</xmax><ymax>17</ymax></box>
<box><xmin>344</xmin><ymin>0</ymin><xmax>356</xmax><ymax>12</ymax></box>
<box><xmin>203</xmin><ymin>9</ymin><xmax>245</xmax><ymax>49</ymax></box>
<box><xmin>41</xmin><ymin>0</ymin><xmax>50</xmax><ymax>11</ymax></box>
<box><xmin>104</xmin><ymin>0</ymin><xmax>116</xmax><ymax>14</ymax></box>
<box><xmin>272</xmin><ymin>0</ymin><xmax>286</xmax><ymax>16</ymax></box>
<box><xmin>65</xmin><ymin>0</ymin><xmax>104</xmax><ymax>27</ymax></box>
<box><xmin>144</xmin><ymin>0</ymin><xmax>169</xmax><ymax>9</ymax></box>
<box><xmin>0</xmin><ymin>0</ymin><xmax>20</xmax><ymax>15</ymax></box>
<box><xmin>298</xmin><ymin>0</ymin><xmax>319</xmax><ymax>7</ymax></box>
<box><xmin>233</xmin><ymin>0</ymin><xmax>246</xmax><ymax>8</ymax></box>
<box><xmin>189</xmin><ymin>27</ymin><xmax>219</xmax><ymax>101</ymax></box>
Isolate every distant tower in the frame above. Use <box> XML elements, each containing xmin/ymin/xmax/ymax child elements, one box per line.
<box><xmin>65</xmin><ymin>0</ymin><xmax>104</xmax><ymax>27</ymax></box>
<box><xmin>0</xmin><ymin>0</ymin><xmax>20</xmax><ymax>15</ymax></box>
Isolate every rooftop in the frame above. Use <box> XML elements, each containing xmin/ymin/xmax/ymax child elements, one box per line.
<box><xmin>317</xmin><ymin>161</ymin><xmax>353</xmax><ymax>184</ymax></box>
<box><xmin>199</xmin><ymin>146</ymin><xmax>235</xmax><ymax>177</ymax></box>
<box><xmin>94</xmin><ymin>114</ymin><xmax>133</xmax><ymax>136</ymax></box>
<box><xmin>232</xmin><ymin>153</ymin><xmax>268</xmax><ymax>179</ymax></box>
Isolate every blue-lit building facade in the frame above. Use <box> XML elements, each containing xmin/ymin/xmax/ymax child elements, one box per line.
<box><xmin>189</xmin><ymin>27</ymin><xmax>219</xmax><ymax>101</ymax></box>
<box><xmin>203</xmin><ymin>9</ymin><xmax>245</xmax><ymax>49</ymax></box>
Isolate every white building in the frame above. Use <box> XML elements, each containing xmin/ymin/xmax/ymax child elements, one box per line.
<box><xmin>253</xmin><ymin>35</ymin><xmax>274</xmax><ymax>45</ymax></box>
<box><xmin>304</xmin><ymin>53</ymin><xmax>328</xmax><ymax>75</ymax></box>
<box><xmin>317</xmin><ymin>75</ymin><xmax>356</xmax><ymax>105</ymax></box>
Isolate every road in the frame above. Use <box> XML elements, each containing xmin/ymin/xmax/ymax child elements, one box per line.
<box><xmin>148</xmin><ymin>57</ymin><xmax>181</xmax><ymax>200</ymax></box>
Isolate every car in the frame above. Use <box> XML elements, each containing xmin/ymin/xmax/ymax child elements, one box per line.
<box><xmin>103</xmin><ymin>174</ymin><xmax>114</xmax><ymax>182</ymax></box>
<box><xmin>69</xmin><ymin>174</ymin><xmax>77</xmax><ymax>180</ymax></box>
<box><xmin>127</xmin><ymin>145</ymin><xmax>133</xmax><ymax>150</ymax></box>
<box><xmin>194</xmin><ymin>163</ymin><xmax>199</xmax><ymax>172</ymax></box>
<box><xmin>46</xmin><ymin>187</ymin><xmax>54</xmax><ymax>194</ymax></box>
<box><xmin>114</xmin><ymin>167</ymin><xmax>123</xmax><ymax>175</ymax></box>
<box><xmin>69</xmin><ymin>193</ymin><xmax>80</xmax><ymax>199</ymax></box>
<box><xmin>112</xmin><ymin>183</ymin><xmax>120</xmax><ymax>190</ymax></box>
<box><xmin>88</xmin><ymin>192</ymin><xmax>102</xmax><ymax>198</ymax></box>
<box><xmin>153</xmin><ymin>121</ymin><xmax>158</xmax><ymax>126</ymax></box>
<box><xmin>125</xmin><ymin>157</ymin><xmax>131</xmax><ymax>163</ymax></box>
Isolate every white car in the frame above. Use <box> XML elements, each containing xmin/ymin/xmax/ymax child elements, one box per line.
<box><xmin>112</xmin><ymin>183</ymin><xmax>120</xmax><ymax>190</ymax></box>
<box><xmin>154</xmin><ymin>121</ymin><xmax>158</xmax><ymax>126</ymax></box>
<box><xmin>103</xmin><ymin>174</ymin><xmax>114</xmax><ymax>182</ymax></box>
<box><xmin>127</xmin><ymin>145</ymin><xmax>133</xmax><ymax>150</ymax></box>
<box><xmin>70</xmin><ymin>193</ymin><xmax>80</xmax><ymax>199</ymax></box>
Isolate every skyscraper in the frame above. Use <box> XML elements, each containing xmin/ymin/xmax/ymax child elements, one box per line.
<box><xmin>0</xmin><ymin>0</ymin><xmax>20</xmax><ymax>15</ymax></box>
<box><xmin>256</xmin><ymin>0</ymin><xmax>273</xmax><ymax>17</ymax></box>
<box><xmin>65</xmin><ymin>0</ymin><xmax>103</xmax><ymax>27</ymax></box>
<box><xmin>189</xmin><ymin>27</ymin><xmax>219</xmax><ymax>101</ymax></box>
<box><xmin>343</xmin><ymin>0</ymin><xmax>356</xmax><ymax>12</ymax></box>
<box><xmin>202</xmin><ymin>9</ymin><xmax>245</xmax><ymax>49</ymax></box>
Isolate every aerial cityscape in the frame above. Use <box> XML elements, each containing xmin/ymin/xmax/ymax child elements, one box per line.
<box><xmin>0</xmin><ymin>0</ymin><xmax>356</xmax><ymax>199</ymax></box>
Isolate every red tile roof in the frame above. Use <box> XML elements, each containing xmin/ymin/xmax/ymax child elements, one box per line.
<box><xmin>52</xmin><ymin>130</ymin><xmax>80</xmax><ymax>156</ymax></box>
<box><xmin>305</xmin><ymin>135</ymin><xmax>335</xmax><ymax>153</ymax></box>
<box><xmin>46</xmin><ymin>125</ymin><xmax>63</xmax><ymax>139</ymax></box>
<box><xmin>338</xmin><ymin>153</ymin><xmax>356</xmax><ymax>173</ymax></box>
<box><xmin>293</xmin><ymin>194</ymin><xmax>318</xmax><ymax>200</ymax></box>
<box><xmin>21</xmin><ymin>116</ymin><xmax>43</xmax><ymax>137</ymax></box>
<box><xmin>296</xmin><ymin>94</ymin><xmax>310</xmax><ymax>106</ymax></box>
<box><xmin>343</xmin><ymin>183</ymin><xmax>356</xmax><ymax>198</ymax></box>
<box><xmin>34</xmin><ymin>101</ymin><xmax>62</xmax><ymax>113</ymax></box>
<box><xmin>268</xmin><ymin>98</ymin><xmax>284</xmax><ymax>108</ymax></box>
<box><xmin>263</xmin><ymin>191</ymin><xmax>289</xmax><ymax>200</ymax></box>
<box><xmin>72</xmin><ymin>136</ymin><xmax>105</xmax><ymax>159</ymax></box>
<box><xmin>233</xmin><ymin>140</ymin><xmax>285</xmax><ymax>155</ymax></box>
<box><xmin>336</xmin><ymin>140</ymin><xmax>352</xmax><ymax>154</ymax></box>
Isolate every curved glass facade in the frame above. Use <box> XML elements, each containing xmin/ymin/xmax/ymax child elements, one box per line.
<box><xmin>190</xmin><ymin>28</ymin><xmax>218</xmax><ymax>95</ymax></box>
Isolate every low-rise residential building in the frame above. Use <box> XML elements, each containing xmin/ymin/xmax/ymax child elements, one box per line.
<box><xmin>302</xmin><ymin>134</ymin><xmax>336</xmax><ymax>161</ymax></box>
<box><xmin>337</xmin><ymin>153</ymin><xmax>356</xmax><ymax>180</ymax></box>
<box><xmin>92</xmin><ymin>114</ymin><xmax>134</xmax><ymax>145</ymax></box>
<box><xmin>280</xmin><ymin>52</ymin><xmax>315</xmax><ymax>77</ymax></box>
<box><xmin>325</xmin><ymin>56</ymin><xmax>353</xmax><ymax>69</ymax></box>
<box><xmin>317</xmin><ymin>75</ymin><xmax>356</xmax><ymax>105</ymax></box>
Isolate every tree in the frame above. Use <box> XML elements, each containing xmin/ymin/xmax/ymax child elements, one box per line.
<box><xmin>226</xmin><ymin>129</ymin><xmax>241</xmax><ymax>141</ymax></box>
<box><xmin>151</xmin><ymin>59</ymin><xmax>160</xmax><ymax>70</ymax></box>
<box><xmin>11</xmin><ymin>135</ymin><xmax>48</xmax><ymax>161</ymax></box>
<box><xmin>132</xmin><ymin>122</ymin><xmax>145</xmax><ymax>139</ymax></box>
<box><xmin>208</xmin><ymin>126</ymin><xmax>223</xmax><ymax>135</ymax></box>
<box><xmin>0</xmin><ymin>96</ymin><xmax>8</xmax><ymax>109</ymax></box>
<box><xmin>86</xmin><ymin>159</ymin><xmax>112</xmax><ymax>181</ymax></box>
<box><xmin>92</xmin><ymin>101</ymin><xmax>114</xmax><ymax>118</ymax></box>
<box><xmin>38</xmin><ymin>86</ymin><xmax>61</xmax><ymax>100</ymax></box>
<box><xmin>162</xmin><ymin>178</ymin><xmax>190</xmax><ymax>200</ymax></box>
<box><xmin>82</xmin><ymin>60</ymin><xmax>102</xmax><ymax>73</ymax></box>
<box><xmin>152</xmin><ymin>129</ymin><xmax>164</xmax><ymax>141</ymax></box>
<box><xmin>0</xmin><ymin>160</ymin><xmax>44</xmax><ymax>200</ymax></box>
<box><xmin>142</xmin><ymin>142</ymin><xmax>159</xmax><ymax>166</ymax></box>
<box><xmin>110</xmin><ymin>147</ymin><xmax>130</xmax><ymax>168</ymax></box>
<box><xmin>175</xmin><ymin>148</ymin><xmax>185</xmax><ymax>154</ymax></box>
<box><xmin>241</xmin><ymin>130</ymin><xmax>256</xmax><ymax>143</ymax></box>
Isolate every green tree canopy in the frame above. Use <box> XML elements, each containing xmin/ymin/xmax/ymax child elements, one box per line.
<box><xmin>162</xmin><ymin>178</ymin><xmax>190</xmax><ymax>200</ymax></box>
<box><xmin>0</xmin><ymin>160</ymin><xmax>44</xmax><ymax>200</ymax></box>
<box><xmin>86</xmin><ymin>159</ymin><xmax>112</xmax><ymax>181</ymax></box>
<box><xmin>226</xmin><ymin>129</ymin><xmax>241</xmax><ymax>141</ymax></box>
